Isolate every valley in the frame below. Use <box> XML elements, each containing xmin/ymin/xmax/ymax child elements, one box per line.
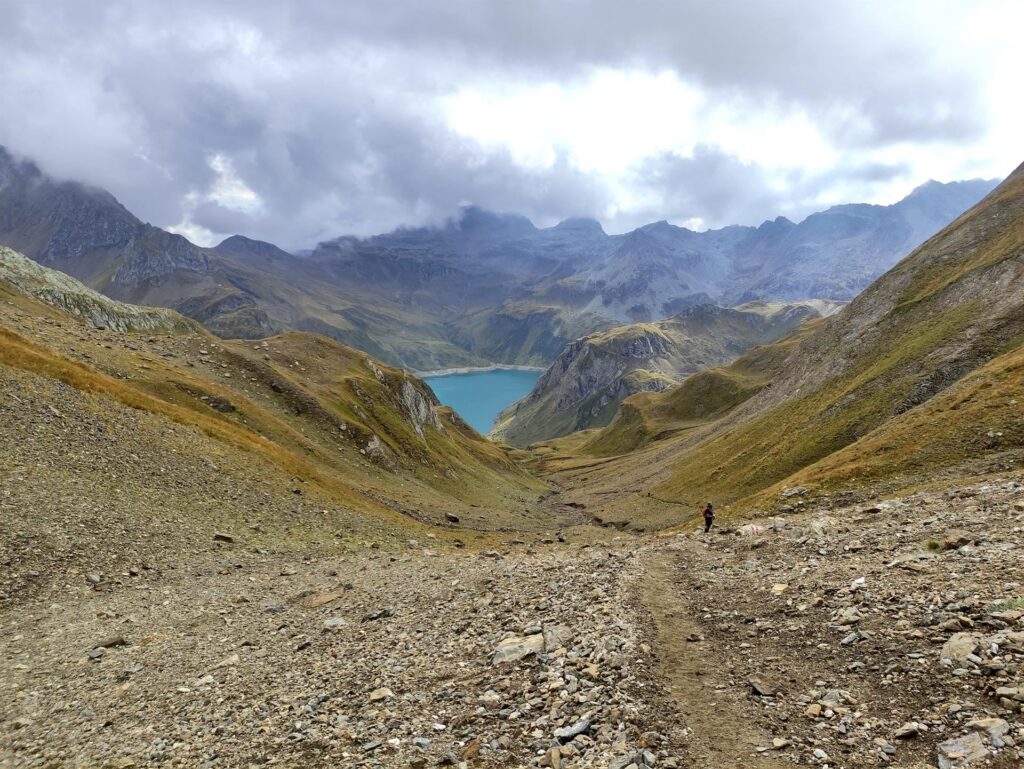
<box><xmin>3</xmin><ymin>106</ymin><xmax>1024</xmax><ymax>769</ymax></box>
<box><xmin>1</xmin><ymin>161</ymin><xmax>1023</xmax><ymax>768</ymax></box>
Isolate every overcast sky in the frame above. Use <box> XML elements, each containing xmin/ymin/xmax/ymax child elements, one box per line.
<box><xmin>0</xmin><ymin>1</ymin><xmax>1020</xmax><ymax>249</ymax></box>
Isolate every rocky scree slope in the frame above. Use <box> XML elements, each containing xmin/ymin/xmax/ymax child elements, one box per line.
<box><xmin>1</xmin><ymin>538</ymin><xmax>677</xmax><ymax>768</ymax></box>
<box><xmin>4</xmin><ymin>454</ymin><xmax>1024</xmax><ymax>768</ymax></box>
<box><xmin>0</xmin><ymin>145</ymin><xmax>998</xmax><ymax>369</ymax></box>
<box><xmin>493</xmin><ymin>301</ymin><xmax>833</xmax><ymax>447</ymax></box>
<box><xmin>645</xmin><ymin>478</ymin><xmax>1024</xmax><ymax>768</ymax></box>
<box><xmin>539</xmin><ymin>160</ymin><xmax>1024</xmax><ymax>530</ymax></box>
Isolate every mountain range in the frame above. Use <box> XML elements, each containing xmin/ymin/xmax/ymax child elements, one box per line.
<box><xmin>0</xmin><ymin>146</ymin><xmax>998</xmax><ymax>370</ymax></box>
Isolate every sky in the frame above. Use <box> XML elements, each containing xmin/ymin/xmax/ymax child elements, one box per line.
<box><xmin>0</xmin><ymin>1</ymin><xmax>1020</xmax><ymax>249</ymax></box>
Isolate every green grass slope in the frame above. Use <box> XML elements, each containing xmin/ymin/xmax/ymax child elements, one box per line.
<box><xmin>492</xmin><ymin>303</ymin><xmax>822</xmax><ymax>447</ymax></box>
<box><xmin>548</xmin><ymin>160</ymin><xmax>1024</xmax><ymax>526</ymax></box>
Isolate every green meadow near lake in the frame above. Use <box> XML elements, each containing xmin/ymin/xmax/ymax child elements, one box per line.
<box><xmin>423</xmin><ymin>369</ymin><xmax>541</xmax><ymax>435</ymax></box>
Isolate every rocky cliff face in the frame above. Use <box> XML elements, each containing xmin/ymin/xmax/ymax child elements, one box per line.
<box><xmin>492</xmin><ymin>301</ymin><xmax>832</xmax><ymax>447</ymax></box>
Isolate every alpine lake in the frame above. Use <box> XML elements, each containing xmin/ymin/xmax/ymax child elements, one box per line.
<box><xmin>422</xmin><ymin>368</ymin><xmax>541</xmax><ymax>436</ymax></box>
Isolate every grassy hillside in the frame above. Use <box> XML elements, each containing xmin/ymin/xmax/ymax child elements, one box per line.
<box><xmin>581</xmin><ymin>322</ymin><xmax>822</xmax><ymax>456</ymax></box>
<box><xmin>492</xmin><ymin>303</ymin><xmax>823</xmax><ymax>447</ymax></box>
<box><xmin>0</xmin><ymin>250</ymin><xmax>556</xmax><ymax>544</ymax></box>
<box><xmin>543</xmin><ymin>161</ymin><xmax>1024</xmax><ymax>528</ymax></box>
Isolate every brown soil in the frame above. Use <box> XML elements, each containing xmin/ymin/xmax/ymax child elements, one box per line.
<box><xmin>638</xmin><ymin>549</ymin><xmax>791</xmax><ymax>768</ymax></box>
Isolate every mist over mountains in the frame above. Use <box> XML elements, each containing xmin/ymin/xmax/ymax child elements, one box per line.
<box><xmin>0</xmin><ymin>145</ymin><xmax>998</xmax><ymax>370</ymax></box>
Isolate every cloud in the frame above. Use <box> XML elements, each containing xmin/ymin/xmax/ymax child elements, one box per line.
<box><xmin>0</xmin><ymin>0</ymin><xmax>1018</xmax><ymax>247</ymax></box>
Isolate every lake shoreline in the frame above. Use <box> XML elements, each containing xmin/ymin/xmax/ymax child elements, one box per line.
<box><xmin>414</xmin><ymin>363</ymin><xmax>546</xmax><ymax>378</ymax></box>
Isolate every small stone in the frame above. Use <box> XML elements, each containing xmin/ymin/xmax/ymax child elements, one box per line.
<box><xmin>894</xmin><ymin>722</ymin><xmax>924</xmax><ymax>739</ymax></box>
<box><xmin>942</xmin><ymin>531</ymin><xmax>975</xmax><ymax>550</ymax></box>
<box><xmin>554</xmin><ymin>718</ymin><xmax>591</xmax><ymax>744</ymax></box>
<box><xmin>833</xmin><ymin>606</ymin><xmax>863</xmax><ymax>626</ymax></box>
<box><xmin>94</xmin><ymin>636</ymin><xmax>128</xmax><ymax>650</ymax></box>
<box><xmin>542</xmin><ymin>624</ymin><xmax>572</xmax><ymax>651</ymax></box>
<box><xmin>748</xmin><ymin>675</ymin><xmax>778</xmax><ymax>697</ymax></box>
<box><xmin>940</xmin><ymin>633</ymin><xmax>978</xmax><ymax>661</ymax></box>
<box><xmin>460</xmin><ymin>738</ymin><xmax>482</xmax><ymax>761</ymax></box>
<box><xmin>212</xmin><ymin>532</ymin><xmax>235</xmax><ymax>543</ymax></box>
<box><xmin>818</xmin><ymin>689</ymin><xmax>854</xmax><ymax>708</ymax></box>
<box><xmin>937</xmin><ymin>732</ymin><xmax>988</xmax><ymax>769</ymax></box>
<box><xmin>540</xmin><ymin>746</ymin><xmax>561</xmax><ymax>768</ymax></box>
<box><xmin>491</xmin><ymin>634</ymin><xmax>544</xmax><ymax>665</ymax></box>
<box><xmin>368</xmin><ymin>687</ymin><xmax>394</xmax><ymax>702</ymax></box>
<box><xmin>323</xmin><ymin>617</ymin><xmax>346</xmax><ymax>632</ymax></box>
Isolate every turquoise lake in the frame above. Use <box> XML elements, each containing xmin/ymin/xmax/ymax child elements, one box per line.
<box><xmin>423</xmin><ymin>369</ymin><xmax>541</xmax><ymax>435</ymax></box>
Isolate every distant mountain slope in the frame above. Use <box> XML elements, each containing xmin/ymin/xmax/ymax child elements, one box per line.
<box><xmin>492</xmin><ymin>301</ymin><xmax>836</xmax><ymax>447</ymax></box>
<box><xmin>543</xmin><ymin>161</ymin><xmax>1024</xmax><ymax>530</ymax></box>
<box><xmin>0</xmin><ymin>148</ymin><xmax>211</xmax><ymax>290</ymax></box>
<box><xmin>0</xmin><ymin>147</ymin><xmax>276</xmax><ymax>338</ymax></box>
<box><xmin>0</xmin><ymin>246</ymin><xmax>551</xmax><ymax>534</ymax></box>
<box><xmin>0</xmin><ymin>145</ymin><xmax>999</xmax><ymax>369</ymax></box>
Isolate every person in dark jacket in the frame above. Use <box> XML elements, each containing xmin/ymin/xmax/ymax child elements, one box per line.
<box><xmin>703</xmin><ymin>502</ymin><xmax>715</xmax><ymax>533</ymax></box>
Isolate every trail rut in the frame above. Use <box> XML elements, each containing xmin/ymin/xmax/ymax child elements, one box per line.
<box><xmin>639</xmin><ymin>546</ymin><xmax>789</xmax><ymax>768</ymax></box>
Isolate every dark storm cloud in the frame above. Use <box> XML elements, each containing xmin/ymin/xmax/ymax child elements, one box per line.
<box><xmin>0</xmin><ymin>0</ymin><xmax>1004</xmax><ymax>247</ymax></box>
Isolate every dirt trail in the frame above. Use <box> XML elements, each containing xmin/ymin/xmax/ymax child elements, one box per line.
<box><xmin>639</xmin><ymin>546</ymin><xmax>790</xmax><ymax>769</ymax></box>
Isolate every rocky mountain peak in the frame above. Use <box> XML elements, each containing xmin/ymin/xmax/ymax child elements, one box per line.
<box><xmin>455</xmin><ymin>205</ymin><xmax>536</xmax><ymax>237</ymax></box>
<box><xmin>214</xmin><ymin>234</ymin><xmax>295</xmax><ymax>261</ymax></box>
<box><xmin>551</xmin><ymin>216</ymin><xmax>605</xmax><ymax>235</ymax></box>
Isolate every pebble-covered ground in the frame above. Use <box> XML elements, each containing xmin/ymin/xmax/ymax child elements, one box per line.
<box><xmin>3</xmin><ymin>476</ymin><xmax>1024</xmax><ymax>768</ymax></box>
<box><xmin>651</xmin><ymin>478</ymin><xmax>1024</xmax><ymax>769</ymax></box>
<box><xmin>1</xmin><ymin>539</ymin><xmax>673</xmax><ymax>768</ymax></box>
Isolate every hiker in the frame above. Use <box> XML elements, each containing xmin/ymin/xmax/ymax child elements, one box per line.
<box><xmin>703</xmin><ymin>502</ymin><xmax>715</xmax><ymax>533</ymax></box>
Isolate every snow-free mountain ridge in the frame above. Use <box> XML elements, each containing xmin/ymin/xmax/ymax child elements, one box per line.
<box><xmin>0</xmin><ymin>145</ymin><xmax>999</xmax><ymax>370</ymax></box>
